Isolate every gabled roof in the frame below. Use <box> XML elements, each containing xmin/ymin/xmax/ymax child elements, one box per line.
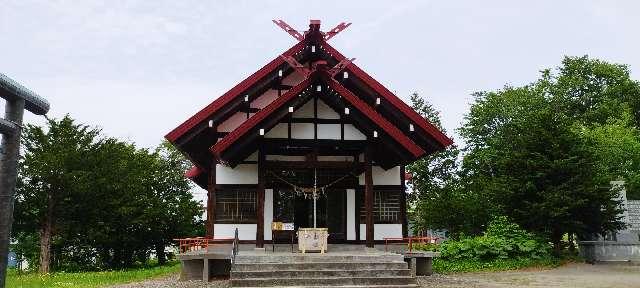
<box><xmin>165</xmin><ymin>41</ymin><xmax>305</xmax><ymax>143</ymax></box>
<box><xmin>166</xmin><ymin>20</ymin><xmax>453</xmax><ymax>186</ymax></box>
<box><xmin>321</xmin><ymin>43</ymin><xmax>453</xmax><ymax>148</ymax></box>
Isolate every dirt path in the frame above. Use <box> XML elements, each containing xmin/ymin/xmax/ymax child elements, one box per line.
<box><xmin>418</xmin><ymin>263</ymin><xmax>640</xmax><ymax>288</ymax></box>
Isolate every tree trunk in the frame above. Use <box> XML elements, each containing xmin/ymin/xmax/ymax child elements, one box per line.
<box><xmin>551</xmin><ymin>229</ymin><xmax>563</xmax><ymax>257</ymax></box>
<box><xmin>155</xmin><ymin>243</ymin><xmax>166</xmax><ymax>265</ymax></box>
<box><xmin>38</xmin><ymin>191</ymin><xmax>54</xmax><ymax>274</ymax></box>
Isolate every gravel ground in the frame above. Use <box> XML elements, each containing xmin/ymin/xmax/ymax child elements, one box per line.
<box><xmin>107</xmin><ymin>275</ymin><xmax>229</xmax><ymax>288</ymax></box>
<box><xmin>110</xmin><ymin>263</ymin><xmax>640</xmax><ymax>288</ymax></box>
<box><xmin>418</xmin><ymin>263</ymin><xmax>640</xmax><ymax>288</ymax></box>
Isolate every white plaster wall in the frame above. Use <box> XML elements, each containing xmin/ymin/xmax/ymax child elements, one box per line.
<box><xmin>264</xmin><ymin>189</ymin><xmax>273</xmax><ymax>241</ymax></box>
<box><xmin>317</xmin><ymin>124</ymin><xmax>341</xmax><ymax>140</ymax></box>
<box><xmin>358</xmin><ymin>166</ymin><xmax>401</xmax><ymax>185</ymax></box>
<box><xmin>217</xmin><ymin>112</ymin><xmax>247</xmax><ymax>132</ymax></box>
<box><xmin>344</xmin><ymin>124</ymin><xmax>366</xmax><ymax>140</ymax></box>
<box><xmin>317</xmin><ymin>100</ymin><xmax>340</xmax><ymax>119</ymax></box>
<box><xmin>291</xmin><ymin>123</ymin><xmax>314</xmax><ymax>139</ymax></box>
<box><xmin>359</xmin><ymin>224</ymin><xmax>403</xmax><ymax>240</ymax></box>
<box><xmin>265</xmin><ymin>123</ymin><xmax>288</xmax><ymax>138</ymax></box>
<box><xmin>293</xmin><ymin>100</ymin><xmax>315</xmax><ymax>118</ymax></box>
<box><xmin>214</xmin><ymin>224</ymin><xmax>257</xmax><ymax>240</ymax></box>
<box><xmin>266</xmin><ymin>155</ymin><xmax>307</xmax><ymax>161</ymax></box>
<box><xmin>216</xmin><ymin>164</ymin><xmax>258</xmax><ymax>184</ymax></box>
<box><xmin>347</xmin><ymin>189</ymin><xmax>356</xmax><ymax>240</ymax></box>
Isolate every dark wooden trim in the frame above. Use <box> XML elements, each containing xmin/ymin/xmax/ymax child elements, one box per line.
<box><xmin>287</xmin><ymin>118</ymin><xmax>346</xmax><ymax>124</ymax></box>
<box><xmin>206</xmin><ymin>163</ymin><xmax>216</xmax><ymax>238</ymax></box>
<box><xmin>215</xmin><ymin>184</ymin><xmax>258</xmax><ymax>189</ymax></box>
<box><xmin>313</xmin><ymin>96</ymin><xmax>318</xmax><ymax>140</ymax></box>
<box><xmin>264</xmin><ymin>160</ymin><xmax>363</xmax><ymax>170</ymax></box>
<box><xmin>400</xmin><ymin>165</ymin><xmax>408</xmax><ymax>238</ymax></box>
<box><xmin>364</xmin><ymin>145</ymin><xmax>374</xmax><ymax>248</ymax></box>
<box><xmin>256</xmin><ymin>149</ymin><xmax>265</xmax><ymax>248</ymax></box>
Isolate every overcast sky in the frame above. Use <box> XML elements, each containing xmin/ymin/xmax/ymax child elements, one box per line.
<box><xmin>2</xmin><ymin>0</ymin><xmax>639</xmax><ymax>148</ymax></box>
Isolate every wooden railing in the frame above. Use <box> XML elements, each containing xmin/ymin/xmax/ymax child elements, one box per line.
<box><xmin>174</xmin><ymin>236</ymin><xmax>234</xmax><ymax>254</ymax></box>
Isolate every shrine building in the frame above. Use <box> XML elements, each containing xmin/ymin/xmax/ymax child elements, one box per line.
<box><xmin>165</xmin><ymin>20</ymin><xmax>452</xmax><ymax>249</ymax></box>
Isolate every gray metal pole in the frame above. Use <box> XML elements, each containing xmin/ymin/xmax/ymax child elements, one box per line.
<box><xmin>0</xmin><ymin>98</ymin><xmax>25</xmax><ymax>288</ymax></box>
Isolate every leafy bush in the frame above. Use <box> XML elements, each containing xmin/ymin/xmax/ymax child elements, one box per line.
<box><xmin>431</xmin><ymin>216</ymin><xmax>551</xmax><ymax>261</ymax></box>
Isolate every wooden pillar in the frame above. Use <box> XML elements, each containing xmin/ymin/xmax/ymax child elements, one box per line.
<box><xmin>206</xmin><ymin>163</ymin><xmax>216</xmax><ymax>238</ymax></box>
<box><xmin>400</xmin><ymin>165</ymin><xmax>408</xmax><ymax>238</ymax></box>
<box><xmin>256</xmin><ymin>149</ymin><xmax>265</xmax><ymax>248</ymax></box>
<box><xmin>364</xmin><ymin>146</ymin><xmax>374</xmax><ymax>248</ymax></box>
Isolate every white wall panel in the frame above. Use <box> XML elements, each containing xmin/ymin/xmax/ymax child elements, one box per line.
<box><xmin>291</xmin><ymin>123</ymin><xmax>314</xmax><ymax>139</ymax></box>
<box><xmin>347</xmin><ymin>189</ymin><xmax>356</xmax><ymax>240</ymax></box>
<box><xmin>344</xmin><ymin>124</ymin><xmax>366</xmax><ymax>140</ymax></box>
<box><xmin>317</xmin><ymin>156</ymin><xmax>354</xmax><ymax>162</ymax></box>
<box><xmin>358</xmin><ymin>166</ymin><xmax>401</xmax><ymax>185</ymax></box>
<box><xmin>214</xmin><ymin>224</ymin><xmax>257</xmax><ymax>240</ymax></box>
<box><xmin>359</xmin><ymin>224</ymin><xmax>402</xmax><ymax>240</ymax></box>
<box><xmin>317</xmin><ymin>124</ymin><xmax>341</xmax><ymax>140</ymax></box>
<box><xmin>317</xmin><ymin>100</ymin><xmax>340</xmax><ymax>119</ymax></box>
<box><xmin>293</xmin><ymin>100</ymin><xmax>315</xmax><ymax>118</ymax></box>
<box><xmin>264</xmin><ymin>189</ymin><xmax>273</xmax><ymax>241</ymax></box>
<box><xmin>265</xmin><ymin>123</ymin><xmax>288</xmax><ymax>138</ymax></box>
<box><xmin>216</xmin><ymin>164</ymin><xmax>258</xmax><ymax>184</ymax></box>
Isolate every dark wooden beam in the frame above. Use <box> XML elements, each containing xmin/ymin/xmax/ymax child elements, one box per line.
<box><xmin>400</xmin><ymin>165</ymin><xmax>408</xmax><ymax>238</ymax></box>
<box><xmin>256</xmin><ymin>148</ymin><xmax>265</xmax><ymax>248</ymax></box>
<box><xmin>265</xmin><ymin>160</ymin><xmax>363</xmax><ymax>170</ymax></box>
<box><xmin>206</xmin><ymin>163</ymin><xmax>216</xmax><ymax>238</ymax></box>
<box><xmin>364</xmin><ymin>145</ymin><xmax>374</xmax><ymax>248</ymax></box>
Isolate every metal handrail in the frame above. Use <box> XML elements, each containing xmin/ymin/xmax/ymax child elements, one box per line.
<box><xmin>231</xmin><ymin>228</ymin><xmax>239</xmax><ymax>264</ymax></box>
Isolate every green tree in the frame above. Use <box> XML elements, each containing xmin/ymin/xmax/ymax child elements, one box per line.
<box><xmin>459</xmin><ymin>56</ymin><xmax>640</xmax><ymax>252</ymax></box>
<box><xmin>13</xmin><ymin>116</ymin><xmax>202</xmax><ymax>271</ymax></box>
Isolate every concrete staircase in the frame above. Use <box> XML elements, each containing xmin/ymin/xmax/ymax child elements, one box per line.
<box><xmin>231</xmin><ymin>252</ymin><xmax>417</xmax><ymax>287</ymax></box>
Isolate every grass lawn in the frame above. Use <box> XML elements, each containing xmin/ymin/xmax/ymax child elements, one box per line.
<box><xmin>6</xmin><ymin>261</ymin><xmax>180</xmax><ymax>288</ymax></box>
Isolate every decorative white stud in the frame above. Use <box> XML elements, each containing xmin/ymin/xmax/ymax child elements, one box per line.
<box><xmin>376</xmin><ymin>97</ymin><xmax>381</xmax><ymax>105</ymax></box>
<box><xmin>244</xmin><ymin>95</ymin><xmax>249</xmax><ymax>102</ymax></box>
<box><xmin>344</xmin><ymin>107</ymin><xmax>350</xmax><ymax>115</ymax></box>
<box><xmin>278</xmin><ymin>69</ymin><xmax>283</xmax><ymax>77</ymax></box>
<box><xmin>409</xmin><ymin>123</ymin><xmax>414</xmax><ymax>132</ymax></box>
<box><xmin>343</xmin><ymin>71</ymin><xmax>349</xmax><ymax>79</ymax></box>
<box><xmin>259</xmin><ymin>128</ymin><xmax>265</xmax><ymax>136</ymax></box>
<box><xmin>288</xmin><ymin>106</ymin><xmax>294</xmax><ymax>113</ymax></box>
<box><xmin>208</xmin><ymin>120</ymin><xmax>214</xmax><ymax>128</ymax></box>
<box><xmin>373</xmin><ymin>131</ymin><xmax>378</xmax><ymax>138</ymax></box>
<box><xmin>311</xmin><ymin>45</ymin><xmax>316</xmax><ymax>53</ymax></box>
<box><xmin>316</xmin><ymin>85</ymin><xmax>322</xmax><ymax>92</ymax></box>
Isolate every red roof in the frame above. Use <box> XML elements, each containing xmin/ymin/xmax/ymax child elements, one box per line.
<box><xmin>322</xmin><ymin>43</ymin><xmax>453</xmax><ymax>148</ymax></box>
<box><xmin>165</xmin><ymin>41</ymin><xmax>306</xmax><ymax>142</ymax></box>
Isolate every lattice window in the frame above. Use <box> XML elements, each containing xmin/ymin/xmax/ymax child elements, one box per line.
<box><xmin>215</xmin><ymin>188</ymin><xmax>257</xmax><ymax>223</ymax></box>
<box><xmin>360</xmin><ymin>188</ymin><xmax>402</xmax><ymax>224</ymax></box>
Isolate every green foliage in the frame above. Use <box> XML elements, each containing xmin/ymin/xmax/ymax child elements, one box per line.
<box><xmin>456</xmin><ymin>56</ymin><xmax>639</xmax><ymax>248</ymax></box>
<box><xmin>435</xmin><ymin>217</ymin><xmax>551</xmax><ymax>262</ymax></box>
<box><xmin>12</xmin><ymin>115</ymin><xmax>202</xmax><ymax>271</ymax></box>
<box><xmin>6</xmin><ymin>261</ymin><xmax>180</xmax><ymax>288</ymax></box>
<box><xmin>432</xmin><ymin>256</ymin><xmax>559</xmax><ymax>274</ymax></box>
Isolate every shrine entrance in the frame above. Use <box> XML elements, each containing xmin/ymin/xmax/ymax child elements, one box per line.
<box><xmin>269</xmin><ymin>166</ymin><xmax>356</xmax><ymax>243</ymax></box>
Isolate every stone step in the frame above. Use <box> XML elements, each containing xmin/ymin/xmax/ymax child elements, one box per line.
<box><xmin>231</xmin><ymin>276</ymin><xmax>416</xmax><ymax>287</ymax></box>
<box><xmin>234</xmin><ymin>254</ymin><xmax>404</xmax><ymax>264</ymax></box>
<box><xmin>232</xmin><ymin>261</ymin><xmax>409</xmax><ymax>271</ymax></box>
<box><xmin>232</xmin><ymin>268</ymin><xmax>411</xmax><ymax>279</ymax></box>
